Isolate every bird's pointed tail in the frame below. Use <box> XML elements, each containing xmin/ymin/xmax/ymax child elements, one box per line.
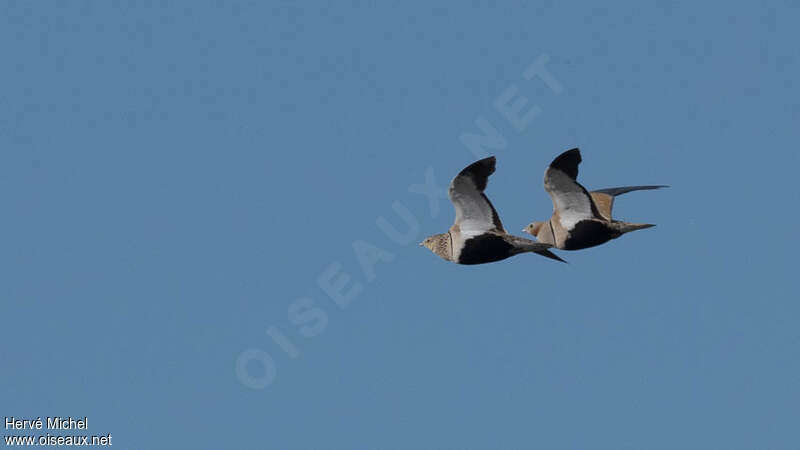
<box><xmin>509</xmin><ymin>237</ymin><xmax>568</xmax><ymax>263</ymax></box>
<box><xmin>536</xmin><ymin>248</ymin><xmax>568</xmax><ymax>263</ymax></box>
<box><xmin>613</xmin><ymin>222</ymin><xmax>656</xmax><ymax>234</ymax></box>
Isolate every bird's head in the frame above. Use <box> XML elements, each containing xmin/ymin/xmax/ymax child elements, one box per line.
<box><xmin>419</xmin><ymin>233</ymin><xmax>452</xmax><ymax>261</ymax></box>
<box><xmin>419</xmin><ymin>235</ymin><xmax>436</xmax><ymax>251</ymax></box>
<box><xmin>522</xmin><ymin>221</ymin><xmax>544</xmax><ymax>237</ymax></box>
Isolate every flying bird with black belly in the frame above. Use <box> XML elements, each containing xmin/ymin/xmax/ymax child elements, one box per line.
<box><xmin>523</xmin><ymin>148</ymin><xmax>667</xmax><ymax>250</ymax></box>
<box><xmin>420</xmin><ymin>156</ymin><xmax>566</xmax><ymax>264</ymax></box>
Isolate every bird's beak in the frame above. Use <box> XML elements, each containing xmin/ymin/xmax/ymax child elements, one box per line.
<box><xmin>418</xmin><ymin>242</ymin><xmax>423</xmax><ymax>246</ymax></box>
<box><xmin>521</xmin><ymin>228</ymin><xmax>527</xmax><ymax>233</ymax></box>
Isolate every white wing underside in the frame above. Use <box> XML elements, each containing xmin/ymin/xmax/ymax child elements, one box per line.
<box><xmin>449</xmin><ymin>176</ymin><xmax>498</xmax><ymax>239</ymax></box>
<box><xmin>544</xmin><ymin>167</ymin><xmax>595</xmax><ymax>230</ymax></box>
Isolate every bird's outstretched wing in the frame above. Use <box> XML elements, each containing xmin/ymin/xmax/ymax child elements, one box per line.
<box><xmin>592</xmin><ymin>185</ymin><xmax>669</xmax><ymax>196</ymax></box>
<box><xmin>449</xmin><ymin>156</ymin><xmax>505</xmax><ymax>238</ymax></box>
<box><xmin>591</xmin><ymin>185</ymin><xmax>669</xmax><ymax>220</ymax></box>
<box><xmin>543</xmin><ymin>148</ymin><xmax>601</xmax><ymax>229</ymax></box>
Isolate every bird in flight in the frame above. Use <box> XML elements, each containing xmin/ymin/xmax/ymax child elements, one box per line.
<box><xmin>420</xmin><ymin>156</ymin><xmax>566</xmax><ymax>264</ymax></box>
<box><xmin>523</xmin><ymin>148</ymin><xmax>667</xmax><ymax>250</ymax></box>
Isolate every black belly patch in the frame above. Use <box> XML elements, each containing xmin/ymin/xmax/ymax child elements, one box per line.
<box><xmin>563</xmin><ymin>220</ymin><xmax>618</xmax><ymax>250</ymax></box>
<box><xmin>458</xmin><ymin>234</ymin><xmax>515</xmax><ymax>265</ymax></box>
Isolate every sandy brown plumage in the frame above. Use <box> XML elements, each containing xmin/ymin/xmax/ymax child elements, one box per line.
<box><xmin>421</xmin><ymin>156</ymin><xmax>565</xmax><ymax>264</ymax></box>
<box><xmin>523</xmin><ymin>148</ymin><xmax>667</xmax><ymax>251</ymax></box>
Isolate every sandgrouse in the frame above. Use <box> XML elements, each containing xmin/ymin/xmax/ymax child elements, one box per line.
<box><xmin>420</xmin><ymin>156</ymin><xmax>565</xmax><ymax>264</ymax></box>
<box><xmin>523</xmin><ymin>148</ymin><xmax>667</xmax><ymax>250</ymax></box>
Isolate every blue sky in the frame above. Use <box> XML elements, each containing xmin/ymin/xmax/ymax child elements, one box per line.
<box><xmin>2</xmin><ymin>1</ymin><xmax>799</xmax><ymax>449</ymax></box>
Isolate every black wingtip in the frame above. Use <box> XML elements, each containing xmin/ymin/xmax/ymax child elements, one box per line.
<box><xmin>459</xmin><ymin>156</ymin><xmax>497</xmax><ymax>191</ymax></box>
<box><xmin>549</xmin><ymin>148</ymin><xmax>581</xmax><ymax>180</ymax></box>
<box><xmin>479</xmin><ymin>155</ymin><xmax>496</xmax><ymax>168</ymax></box>
<box><xmin>465</xmin><ymin>156</ymin><xmax>496</xmax><ymax>171</ymax></box>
